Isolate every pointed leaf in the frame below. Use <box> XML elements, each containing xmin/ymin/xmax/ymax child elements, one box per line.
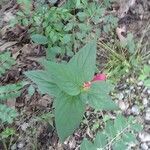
<box><xmin>69</xmin><ymin>40</ymin><xmax>97</xmax><ymax>81</ymax></box>
<box><xmin>80</xmin><ymin>139</ymin><xmax>95</xmax><ymax>150</ymax></box>
<box><xmin>94</xmin><ymin>132</ymin><xmax>108</xmax><ymax>149</ymax></box>
<box><xmin>114</xmin><ymin>115</ymin><xmax>127</xmax><ymax>134</ymax></box>
<box><xmin>113</xmin><ymin>140</ymin><xmax>127</xmax><ymax>150</ymax></box>
<box><xmin>86</xmin><ymin>81</ymin><xmax>117</xmax><ymax>110</ymax></box>
<box><xmin>122</xmin><ymin>132</ymin><xmax>136</xmax><ymax>144</ymax></box>
<box><xmin>41</xmin><ymin>60</ymin><xmax>84</xmax><ymax>96</ymax></box>
<box><xmin>80</xmin><ymin>132</ymin><xmax>107</xmax><ymax>150</ymax></box>
<box><xmin>24</xmin><ymin>70</ymin><xmax>59</xmax><ymax>96</ymax></box>
<box><xmin>105</xmin><ymin>120</ymin><xmax>117</xmax><ymax>138</ymax></box>
<box><xmin>31</xmin><ymin>34</ymin><xmax>48</xmax><ymax>44</ymax></box>
<box><xmin>54</xmin><ymin>92</ymin><xmax>85</xmax><ymax>141</ymax></box>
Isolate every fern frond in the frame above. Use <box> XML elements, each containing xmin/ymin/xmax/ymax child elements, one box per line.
<box><xmin>0</xmin><ymin>52</ymin><xmax>16</xmax><ymax>77</ymax></box>
<box><xmin>0</xmin><ymin>82</ymin><xmax>25</xmax><ymax>100</ymax></box>
<box><xmin>0</xmin><ymin>104</ymin><xmax>18</xmax><ymax>124</ymax></box>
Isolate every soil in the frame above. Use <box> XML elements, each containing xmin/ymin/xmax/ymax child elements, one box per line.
<box><xmin>0</xmin><ymin>0</ymin><xmax>150</xmax><ymax>150</ymax></box>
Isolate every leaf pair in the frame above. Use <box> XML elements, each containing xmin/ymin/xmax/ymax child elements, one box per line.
<box><xmin>25</xmin><ymin>41</ymin><xmax>117</xmax><ymax>141</ymax></box>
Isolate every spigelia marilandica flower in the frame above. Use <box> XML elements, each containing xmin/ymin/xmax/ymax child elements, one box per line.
<box><xmin>82</xmin><ymin>73</ymin><xmax>107</xmax><ymax>91</ymax></box>
<box><xmin>92</xmin><ymin>73</ymin><xmax>107</xmax><ymax>82</ymax></box>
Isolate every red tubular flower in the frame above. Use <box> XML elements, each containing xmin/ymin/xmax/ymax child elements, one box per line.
<box><xmin>92</xmin><ymin>73</ymin><xmax>107</xmax><ymax>82</ymax></box>
<box><xmin>83</xmin><ymin>81</ymin><xmax>92</xmax><ymax>90</ymax></box>
<box><xmin>82</xmin><ymin>73</ymin><xmax>106</xmax><ymax>91</ymax></box>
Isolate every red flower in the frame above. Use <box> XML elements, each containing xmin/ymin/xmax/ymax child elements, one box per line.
<box><xmin>83</xmin><ymin>81</ymin><xmax>92</xmax><ymax>90</ymax></box>
<box><xmin>83</xmin><ymin>73</ymin><xmax>106</xmax><ymax>90</ymax></box>
<box><xmin>92</xmin><ymin>73</ymin><xmax>106</xmax><ymax>82</ymax></box>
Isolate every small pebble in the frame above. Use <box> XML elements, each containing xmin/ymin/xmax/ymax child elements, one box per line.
<box><xmin>139</xmin><ymin>132</ymin><xmax>150</xmax><ymax>142</ymax></box>
<box><xmin>17</xmin><ymin>142</ymin><xmax>24</xmax><ymax>149</ymax></box>
<box><xmin>21</xmin><ymin>122</ymin><xmax>29</xmax><ymax>131</ymax></box>
<box><xmin>141</xmin><ymin>143</ymin><xmax>149</xmax><ymax>150</ymax></box>
<box><xmin>143</xmin><ymin>87</ymin><xmax>148</xmax><ymax>93</ymax></box>
<box><xmin>118</xmin><ymin>101</ymin><xmax>129</xmax><ymax>111</ymax></box>
<box><xmin>130</xmin><ymin>86</ymin><xmax>134</xmax><ymax>90</ymax></box>
<box><xmin>125</xmin><ymin>109</ymin><xmax>131</xmax><ymax>116</ymax></box>
<box><xmin>143</xmin><ymin>98</ymin><xmax>148</xmax><ymax>107</ymax></box>
<box><xmin>138</xmin><ymin>81</ymin><xmax>144</xmax><ymax>86</ymax></box>
<box><xmin>147</xmin><ymin>142</ymin><xmax>150</xmax><ymax>147</ymax></box>
<box><xmin>131</xmin><ymin>105</ymin><xmax>140</xmax><ymax>115</ymax></box>
<box><xmin>69</xmin><ymin>138</ymin><xmax>76</xmax><ymax>149</ymax></box>
<box><xmin>117</xmin><ymin>93</ymin><xmax>124</xmax><ymax>100</ymax></box>
<box><xmin>11</xmin><ymin>144</ymin><xmax>17</xmax><ymax>150</ymax></box>
<box><xmin>147</xmin><ymin>89</ymin><xmax>150</xmax><ymax>95</ymax></box>
<box><xmin>125</xmin><ymin>90</ymin><xmax>130</xmax><ymax>94</ymax></box>
<box><xmin>145</xmin><ymin>108</ymin><xmax>150</xmax><ymax>122</ymax></box>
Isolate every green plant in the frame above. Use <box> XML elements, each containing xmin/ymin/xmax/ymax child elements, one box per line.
<box><xmin>0</xmin><ymin>127</ymin><xmax>16</xmax><ymax>150</ymax></box>
<box><xmin>13</xmin><ymin>0</ymin><xmax>118</xmax><ymax>60</ymax></box>
<box><xmin>0</xmin><ymin>51</ymin><xmax>25</xmax><ymax>124</ymax></box>
<box><xmin>139</xmin><ymin>65</ymin><xmax>150</xmax><ymax>88</ymax></box>
<box><xmin>25</xmin><ymin>41</ymin><xmax>118</xmax><ymax>141</ymax></box>
<box><xmin>81</xmin><ymin>115</ymin><xmax>142</xmax><ymax>150</ymax></box>
<box><xmin>98</xmin><ymin>32</ymin><xmax>142</xmax><ymax>82</ymax></box>
<box><xmin>0</xmin><ymin>82</ymin><xmax>25</xmax><ymax>100</ymax></box>
<box><xmin>0</xmin><ymin>52</ymin><xmax>16</xmax><ymax>77</ymax></box>
<box><xmin>35</xmin><ymin>112</ymin><xmax>54</xmax><ymax>127</ymax></box>
<box><xmin>0</xmin><ymin>51</ymin><xmax>26</xmax><ymax>149</ymax></box>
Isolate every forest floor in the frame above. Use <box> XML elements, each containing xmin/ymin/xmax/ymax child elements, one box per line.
<box><xmin>0</xmin><ymin>0</ymin><xmax>150</xmax><ymax>150</ymax></box>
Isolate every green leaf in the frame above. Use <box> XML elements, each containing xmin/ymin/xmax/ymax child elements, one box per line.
<box><xmin>80</xmin><ymin>132</ymin><xmax>107</xmax><ymax>150</ymax></box>
<box><xmin>31</xmin><ymin>34</ymin><xmax>48</xmax><ymax>44</ymax></box>
<box><xmin>28</xmin><ymin>85</ymin><xmax>35</xmax><ymax>96</ymax></box>
<box><xmin>131</xmin><ymin>123</ymin><xmax>143</xmax><ymax>132</ymax></box>
<box><xmin>144</xmin><ymin>79</ymin><xmax>150</xmax><ymax>88</ymax></box>
<box><xmin>54</xmin><ymin>92</ymin><xmax>85</xmax><ymax>141</ymax></box>
<box><xmin>114</xmin><ymin>115</ymin><xmax>127</xmax><ymax>133</ymax></box>
<box><xmin>122</xmin><ymin>132</ymin><xmax>136</xmax><ymax>144</ymax></box>
<box><xmin>143</xmin><ymin>65</ymin><xmax>150</xmax><ymax>74</ymax></box>
<box><xmin>80</xmin><ymin>139</ymin><xmax>95</xmax><ymax>150</ymax></box>
<box><xmin>127</xmin><ymin>33</ymin><xmax>135</xmax><ymax>54</ymax></box>
<box><xmin>69</xmin><ymin>40</ymin><xmax>97</xmax><ymax>81</ymax></box>
<box><xmin>113</xmin><ymin>140</ymin><xmax>127</xmax><ymax>150</ymax></box>
<box><xmin>46</xmin><ymin>46</ymin><xmax>61</xmax><ymax>60</ymax></box>
<box><xmin>77</xmin><ymin>12</ymin><xmax>87</xmax><ymax>21</ymax></box>
<box><xmin>76</xmin><ymin>0</ymin><xmax>81</xmax><ymax>8</ymax></box>
<box><xmin>85</xmin><ymin>81</ymin><xmax>117</xmax><ymax>110</ymax></box>
<box><xmin>0</xmin><ymin>128</ymin><xmax>15</xmax><ymax>139</ymax></box>
<box><xmin>41</xmin><ymin>61</ymin><xmax>84</xmax><ymax>96</ymax></box>
<box><xmin>0</xmin><ymin>104</ymin><xmax>18</xmax><ymax>124</ymax></box>
<box><xmin>24</xmin><ymin>70</ymin><xmax>59</xmax><ymax>96</ymax></box>
<box><xmin>64</xmin><ymin>22</ymin><xmax>74</xmax><ymax>31</ymax></box>
<box><xmin>94</xmin><ymin>132</ymin><xmax>108</xmax><ymax>149</ymax></box>
<box><xmin>105</xmin><ymin>120</ymin><xmax>117</xmax><ymax>138</ymax></box>
<box><xmin>0</xmin><ymin>52</ymin><xmax>16</xmax><ymax>77</ymax></box>
<box><xmin>0</xmin><ymin>82</ymin><xmax>25</xmax><ymax>100</ymax></box>
<box><xmin>81</xmin><ymin>115</ymin><xmax>141</xmax><ymax>150</ymax></box>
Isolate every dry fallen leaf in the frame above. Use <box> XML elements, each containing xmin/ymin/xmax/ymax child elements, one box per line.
<box><xmin>3</xmin><ymin>12</ymin><xmax>15</xmax><ymax>22</ymax></box>
<box><xmin>118</xmin><ymin>0</ymin><xmax>136</xmax><ymax>18</ymax></box>
<box><xmin>6</xmin><ymin>98</ymin><xmax>16</xmax><ymax>109</ymax></box>
<box><xmin>116</xmin><ymin>26</ymin><xmax>126</xmax><ymax>42</ymax></box>
<box><xmin>0</xmin><ymin>41</ymin><xmax>18</xmax><ymax>52</ymax></box>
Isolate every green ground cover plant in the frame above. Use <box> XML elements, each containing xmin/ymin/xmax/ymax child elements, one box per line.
<box><xmin>81</xmin><ymin>115</ymin><xmax>142</xmax><ymax>150</ymax></box>
<box><xmin>99</xmin><ymin>32</ymin><xmax>143</xmax><ymax>82</ymax></box>
<box><xmin>0</xmin><ymin>52</ymin><xmax>25</xmax><ymax>149</ymax></box>
<box><xmin>139</xmin><ymin>65</ymin><xmax>150</xmax><ymax>88</ymax></box>
<box><xmin>12</xmin><ymin>0</ymin><xmax>118</xmax><ymax>60</ymax></box>
<box><xmin>1</xmin><ymin>0</ymin><xmax>145</xmax><ymax>149</ymax></box>
<box><xmin>25</xmin><ymin>40</ymin><xmax>118</xmax><ymax>141</ymax></box>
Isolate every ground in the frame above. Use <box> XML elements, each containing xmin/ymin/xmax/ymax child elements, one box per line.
<box><xmin>0</xmin><ymin>0</ymin><xmax>150</xmax><ymax>150</ymax></box>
